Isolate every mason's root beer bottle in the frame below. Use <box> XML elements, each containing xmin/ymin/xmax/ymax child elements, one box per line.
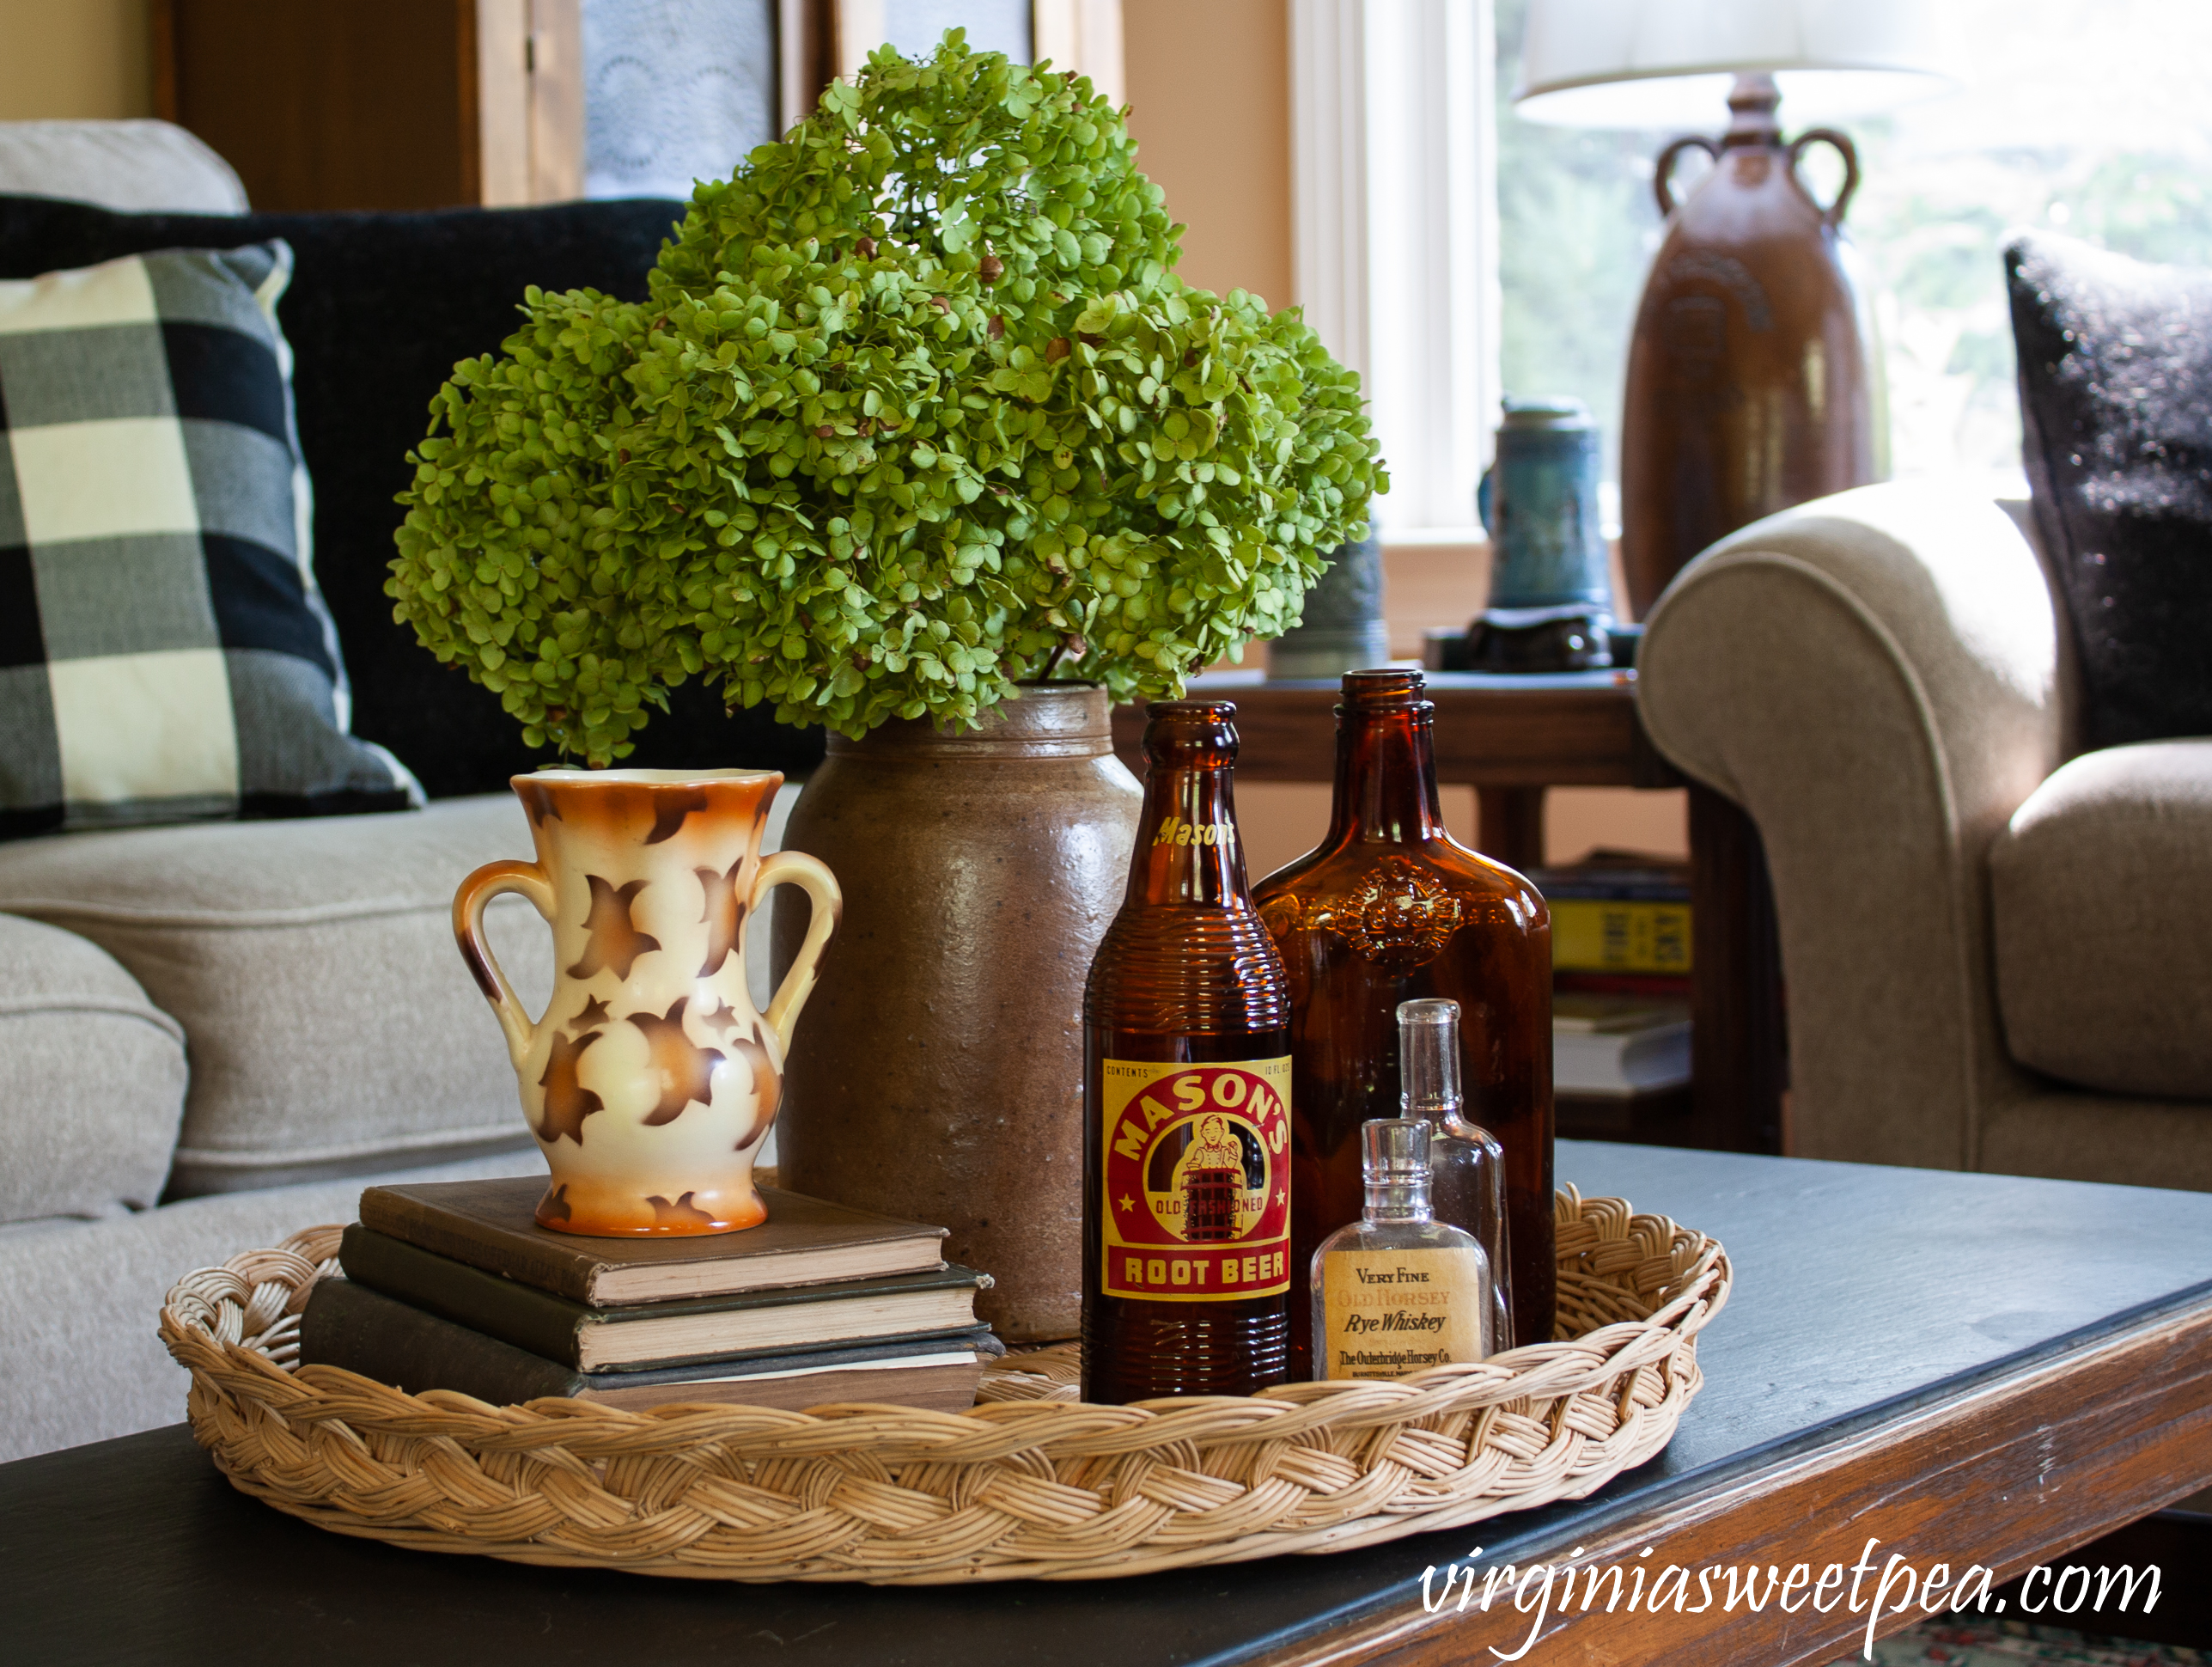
<box><xmin>1082</xmin><ymin>700</ymin><xmax>1293</xmax><ymax>1402</ymax></box>
<box><xmin>1253</xmin><ymin>669</ymin><xmax>1555</xmax><ymax>1375</ymax></box>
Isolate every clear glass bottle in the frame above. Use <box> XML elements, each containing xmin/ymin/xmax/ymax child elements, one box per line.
<box><xmin>1309</xmin><ymin>1119</ymin><xmax>1493</xmax><ymax>1381</ymax></box>
<box><xmin>1399</xmin><ymin>998</ymin><xmax>1514</xmax><ymax>1352</ymax></box>
<box><xmin>1081</xmin><ymin>700</ymin><xmax>1294</xmax><ymax>1403</ymax></box>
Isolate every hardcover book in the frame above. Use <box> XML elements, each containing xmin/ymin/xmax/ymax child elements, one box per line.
<box><xmin>302</xmin><ymin>1278</ymin><xmax>1003</xmax><ymax>1413</ymax></box>
<box><xmin>1553</xmin><ymin>994</ymin><xmax>1692</xmax><ymax>1096</ymax></box>
<box><xmin>357</xmin><ymin>1176</ymin><xmax>948</xmax><ymax>1306</ymax></box>
<box><xmin>1530</xmin><ymin>854</ymin><xmax>1694</xmax><ymax>977</ymax></box>
<box><xmin>338</xmin><ymin>1224</ymin><xmax>993</xmax><ymax>1371</ymax></box>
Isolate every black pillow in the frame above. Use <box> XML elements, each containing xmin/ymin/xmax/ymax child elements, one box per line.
<box><xmin>2007</xmin><ymin>231</ymin><xmax>2212</xmax><ymax>751</ymax></box>
<box><xmin>0</xmin><ymin>193</ymin><xmax>825</xmax><ymax>797</ymax></box>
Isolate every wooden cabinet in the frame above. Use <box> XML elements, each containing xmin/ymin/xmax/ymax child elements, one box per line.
<box><xmin>153</xmin><ymin>0</ymin><xmax>515</xmax><ymax>211</ymax></box>
<box><xmin>151</xmin><ymin>0</ymin><xmax>826</xmax><ymax>213</ymax></box>
<box><xmin>151</xmin><ymin>1</ymin><xmax>1117</xmax><ymax>214</ymax></box>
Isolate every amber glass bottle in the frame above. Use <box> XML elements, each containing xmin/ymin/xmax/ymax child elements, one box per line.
<box><xmin>1082</xmin><ymin>700</ymin><xmax>1294</xmax><ymax>1402</ymax></box>
<box><xmin>1253</xmin><ymin>669</ymin><xmax>1553</xmax><ymax>1376</ymax></box>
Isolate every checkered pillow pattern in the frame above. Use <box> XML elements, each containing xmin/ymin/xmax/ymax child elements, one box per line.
<box><xmin>0</xmin><ymin>241</ymin><xmax>417</xmax><ymax>837</ymax></box>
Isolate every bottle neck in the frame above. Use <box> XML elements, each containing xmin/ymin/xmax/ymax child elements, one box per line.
<box><xmin>1429</xmin><ymin>1102</ymin><xmax>1479</xmax><ymax>1134</ymax></box>
<box><xmin>1327</xmin><ymin>702</ymin><xmax>1447</xmax><ymax>846</ymax></box>
<box><xmin>1128</xmin><ymin>729</ymin><xmax>1254</xmax><ymax>909</ymax></box>
<box><xmin>1364</xmin><ymin>1174</ymin><xmax>1435</xmax><ymax>1224</ymax></box>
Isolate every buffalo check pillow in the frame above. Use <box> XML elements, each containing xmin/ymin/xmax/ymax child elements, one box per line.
<box><xmin>0</xmin><ymin>241</ymin><xmax>417</xmax><ymax>837</ymax></box>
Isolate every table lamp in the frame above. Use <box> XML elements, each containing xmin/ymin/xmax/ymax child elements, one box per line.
<box><xmin>1514</xmin><ymin>0</ymin><xmax>1950</xmax><ymax>617</ymax></box>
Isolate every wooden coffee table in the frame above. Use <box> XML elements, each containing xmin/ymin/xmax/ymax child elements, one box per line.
<box><xmin>5</xmin><ymin>1144</ymin><xmax>2207</xmax><ymax>1665</ymax></box>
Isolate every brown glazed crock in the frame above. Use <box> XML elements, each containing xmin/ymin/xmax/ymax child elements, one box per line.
<box><xmin>769</xmin><ymin>684</ymin><xmax>1142</xmax><ymax>1340</ymax></box>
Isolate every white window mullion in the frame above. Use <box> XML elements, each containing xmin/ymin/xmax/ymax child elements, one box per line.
<box><xmin>1294</xmin><ymin>0</ymin><xmax>1498</xmax><ymax>539</ymax></box>
<box><xmin>1290</xmin><ymin>0</ymin><xmax>1372</xmax><ymax>395</ymax></box>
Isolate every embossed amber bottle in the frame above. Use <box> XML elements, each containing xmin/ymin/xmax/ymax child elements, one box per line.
<box><xmin>1082</xmin><ymin>700</ymin><xmax>1294</xmax><ymax>1402</ymax></box>
<box><xmin>1254</xmin><ymin>669</ymin><xmax>1553</xmax><ymax>1376</ymax></box>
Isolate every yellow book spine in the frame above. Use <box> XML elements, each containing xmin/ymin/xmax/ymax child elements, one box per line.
<box><xmin>1548</xmin><ymin>900</ymin><xmax>1693</xmax><ymax>974</ymax></box>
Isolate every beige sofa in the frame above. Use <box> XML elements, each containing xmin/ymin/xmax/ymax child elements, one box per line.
<box><xmin>1636</xmin><ymin>478</ymin><xmax>2212</xmax><ymax>1190</ymax></box>
<box><xmin>0</xmin><ymin>787</ymin><xmax>797</xmax><ymax>1462</ymax></box>
<box><xmin>0</xmin><ymin>799</ymin><xmax>545</xmax><ymax>1460</ymax></box>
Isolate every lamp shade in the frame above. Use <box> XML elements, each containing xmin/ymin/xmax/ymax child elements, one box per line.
<box><xmin>1515</xmin><ymin>0</ymin><xmax>1952</xmax><ymax>128</ymax></box>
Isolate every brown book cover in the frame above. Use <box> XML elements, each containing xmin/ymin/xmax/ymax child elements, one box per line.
<box><xmin>359</xmin><ymin>1176</ymin><xmax>947</xmax><ymax>1306</ymax></box>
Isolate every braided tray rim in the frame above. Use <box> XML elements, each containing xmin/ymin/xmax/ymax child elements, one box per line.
<box><xmin>158</xmin><ymin>1186</ymin><xmax>1729</xmax><ymax>1585</ymax></box>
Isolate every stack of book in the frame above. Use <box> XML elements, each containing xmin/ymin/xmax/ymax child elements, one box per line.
<box><xmin>1530</xmin><ymin>853</ymin><xmax>1695</xmax><ymax>1139</ymax></box>
<box><xmin>1552</xmin><ymin>992</ymin><xmax>1692</xmax><ymax>1097</ymax></box>
<box><xmin>1529</xmin><ymin>852</ymin><xmax>1692</xmax><ymax>1000</ymax></box>
<box><xmin>302</xmin><ymin>1176</ymin><xmax>1001</xmax><ymax>1412</ymax></box>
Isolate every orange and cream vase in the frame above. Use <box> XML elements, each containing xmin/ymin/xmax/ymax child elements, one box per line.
<box><xmin>453</xmin><ymin>768</ymin><xmax>840</xmax><ymax>1236</ymax></box>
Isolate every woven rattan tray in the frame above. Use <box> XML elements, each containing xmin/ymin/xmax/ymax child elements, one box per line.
<box><xmin>158</xmin><ymin>1187</ymin><xmax>1729</xmax><ymax>1584</ymax></box>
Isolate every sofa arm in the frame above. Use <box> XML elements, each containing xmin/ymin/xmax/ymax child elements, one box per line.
<box><xmin>1637</xmin><ymin>479</ymin><xmax>2067</xmax><ymax>1171</ymax></box>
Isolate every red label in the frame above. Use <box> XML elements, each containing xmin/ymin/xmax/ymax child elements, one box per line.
<box><xmin>1100</xmin><ymin>1057</ymin><xmax>1292</xmax><ymax>1301</ymax></box>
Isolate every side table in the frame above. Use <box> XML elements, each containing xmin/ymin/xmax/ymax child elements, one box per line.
<box><xmin>1113</xmin><ymin>670</ymin><xmax>1788</xmax><ymax>1154</ymax></box>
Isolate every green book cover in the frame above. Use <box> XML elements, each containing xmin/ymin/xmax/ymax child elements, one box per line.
<box><xmin>302</xmin><ymin>1279</ymin><xmax>1002</xmax><ymax>1407</ymax></box>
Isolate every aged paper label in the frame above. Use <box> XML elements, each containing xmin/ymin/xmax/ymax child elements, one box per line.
<box><xmin>1319</xmin><ymin>1246</ymin><xmax>1489</xmax><ymax>1378</ymax></box>
<box><xmin>1100</xmin><ymin>1057</ymin><xmax>1292</xmax><ymax>1302</ymax></box>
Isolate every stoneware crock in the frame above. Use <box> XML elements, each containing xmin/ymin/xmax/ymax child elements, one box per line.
<box><xmin>770</xmin><ymin>684</ymin><xmax>1142</xmax><ymax>1340</ymax></box>
<box><xmin>454</xmin><ymin>768</ymin><xmax>840</xmax><ymax>1237</ymax></box>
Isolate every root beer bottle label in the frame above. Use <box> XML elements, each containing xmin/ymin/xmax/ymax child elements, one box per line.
<box><xmin>1082</xmin><ymin>700</ymin><xmax>1292</xmax><ymax>1402</ymax></box>
<box><xmin>1098</xmin><ymin>1058</ymin><xmax>1291</xmax><ymax>1298</ymax></box>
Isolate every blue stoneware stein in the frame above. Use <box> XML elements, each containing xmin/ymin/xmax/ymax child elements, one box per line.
<box><xmin>1468</xmin><ymin>398</ymin><xmax>1616</xmax><ymax>672</ymax></box>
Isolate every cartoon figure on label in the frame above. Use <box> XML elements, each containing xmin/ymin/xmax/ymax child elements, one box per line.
<box><xmin>1178</xmin><ymin>1114</ymin><xmax>1244</xmax><ymax>1242</ymax></box>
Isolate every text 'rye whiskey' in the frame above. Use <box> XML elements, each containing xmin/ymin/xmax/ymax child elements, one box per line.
<box><xmin>1082</xmin><ymin>700</ymin><xmax>1292</xmax><ymax>1402</ymax></box>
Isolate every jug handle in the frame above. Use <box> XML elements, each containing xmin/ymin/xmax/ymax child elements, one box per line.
<box><xmin>1653</xmin><ymin>134</ymin><xmax>1718</xmax><ymax>219</ymax></box>
<box><xmin>752</xmin><ymin>851</ymin><xmax>842</xmax><ymax>1055</ymax></box>
<box><xmin>454</xmin><ymin>859</ymin><xmax>558</xmax><ymax>1069</ymax></box>
<box><xmin>1787</xmin><ymin>128</ymin><xmax>1861</xmax><ymax>229</ymax></box>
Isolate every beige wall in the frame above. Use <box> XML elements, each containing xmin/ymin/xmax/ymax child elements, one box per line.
<box><xmin>1120</xmin><ymin>0</ymin><xmax>1292</xmax><ymax>309</ymax></box>
<box><xmin>0</xmin><ymin>0</ymin><xmax>151</xmax><ymax>120</ymax></box>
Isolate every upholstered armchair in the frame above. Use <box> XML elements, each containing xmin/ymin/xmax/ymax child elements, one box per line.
<box><xmin>1636</xmin><ymin>478</ymin><xmax>2211</xmax><ymax>1191</ymax></box>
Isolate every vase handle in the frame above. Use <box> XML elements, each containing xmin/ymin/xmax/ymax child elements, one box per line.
<box><xmin>453</xmin><ymin>858</ymin><xmax>557</xmax><ymax>1069</ymax></box>
<box><xmin>1654</xmin><ymin>135</ymin><xmax>1720</xmax><ymax>218</ymax></box>
<box><xmin>753</xmin><ymin>850</ymin><xmax>842</xmax><ymax>1055</ymax></box>
<box><xmin>1787</xmin><ymin>128</ymin><xmax>1862</xmax><ymax>229</ymax></box>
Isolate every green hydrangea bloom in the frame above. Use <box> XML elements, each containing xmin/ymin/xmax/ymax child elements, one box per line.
<box><xmin>389</xmin><ymin>33</ymin><xmax>1384</xmax><ymax>760</ymax></box>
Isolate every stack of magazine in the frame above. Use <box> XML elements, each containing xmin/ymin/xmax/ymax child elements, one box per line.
<box><xmin>302</xmin><ymin>1176</ymin><xmax>1000</xmax><ymax>1412</ymax></box>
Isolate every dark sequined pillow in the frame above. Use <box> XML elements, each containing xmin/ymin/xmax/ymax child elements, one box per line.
<box><xmin>2008</xmin><ymin>231</ymin><xmax>2212</xmax><ymax>750</ymax></box>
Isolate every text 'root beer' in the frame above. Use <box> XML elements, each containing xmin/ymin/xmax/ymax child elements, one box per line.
<box><xmin>1081</xmin><ymin>700</ymin><xmax>1293</xmax><ymax>1402</ymax></box>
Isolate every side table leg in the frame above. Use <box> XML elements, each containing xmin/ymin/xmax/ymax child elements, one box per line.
<box><xmin>1477</xmin><ymin>786</ymin><xmax>1546</xmax><ymax>871</ymax></box>
<box><xmin>1688</xmin><ymin>784</ymin><xmax>1788</xmax><ymax>1154</ymax></box>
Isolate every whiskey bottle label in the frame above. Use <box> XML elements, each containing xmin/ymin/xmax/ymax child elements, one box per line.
<box><xmin>1099</xmin><ymin>1057</ymin><xmax>1292</xmax><ymax>1302</ymax></box>
<box><xmin>1320</xmin><ymin>1247</ymin><xmax>1489</xmax><ymax>1378</ymax></box>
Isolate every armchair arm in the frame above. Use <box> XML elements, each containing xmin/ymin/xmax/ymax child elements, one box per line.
<box><xmin>1637</xmin><ymin>479</ymin><xmax>2068</xmax><ymax>1171</ymax></box>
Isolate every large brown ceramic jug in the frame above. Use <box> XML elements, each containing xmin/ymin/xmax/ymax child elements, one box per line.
<box><xmin>769</xmin><ymin>685</ymin><xmax>1142</xmax><ymax>1340</ymax></box>
<box><xmin>1619</xmin><ymin>74</ymin><xmax>1878</xmax><ymax>619</ymax></box>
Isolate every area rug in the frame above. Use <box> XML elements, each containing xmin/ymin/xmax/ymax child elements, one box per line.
<box><xmin>1830</xmin><ymin>1621</ymin><xmax>2203</xmax><ymax>1665</ymax></box>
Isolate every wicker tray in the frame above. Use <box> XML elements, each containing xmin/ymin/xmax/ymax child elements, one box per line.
<box><xmin>158</xmin><ymin>1188</ymin><xmax>1728</xmax><ymax>1584</ymax></box>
